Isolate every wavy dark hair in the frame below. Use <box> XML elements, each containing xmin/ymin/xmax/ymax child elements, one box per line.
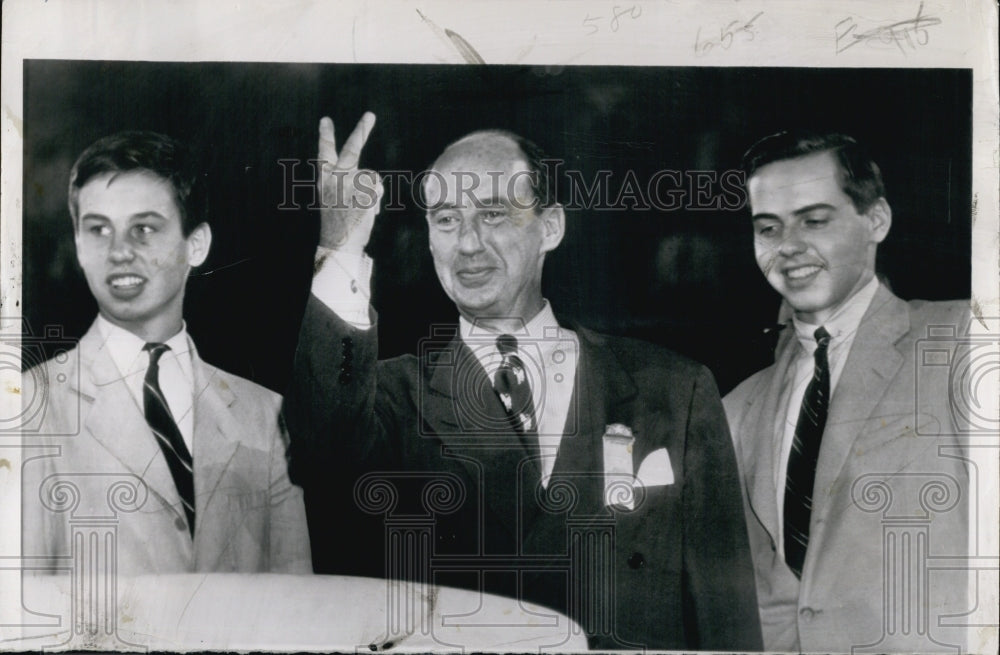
<box><xmin>68</xmin><ymin>130</ymin><xmax>207</xmax><ymax>235</ymax></box>
<box><xmin>741</xmin><ymin>130</ymin><xmax>886</xmax><ymax>214</ymax></box>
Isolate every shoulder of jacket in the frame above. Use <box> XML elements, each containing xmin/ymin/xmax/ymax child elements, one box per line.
<box><xmin>905</xmin><ymin>297</ymin><xmax>971</xmax><ymax>328</ymax></box>
<box><xmin>723</xmin><ymin>365</ymin><xmax>774</xmax><ymax>414</ymax></box>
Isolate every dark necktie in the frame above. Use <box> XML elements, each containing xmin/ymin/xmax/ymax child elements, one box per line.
<box><xmin>783</xmin><ymin>326</ymin><xmax>832</xmax><ymax>578</ymax></box>
<box><xmin>493</xmin><ymin>334</ymin><xmax>538</xmax><ymax>437</ymax></box>
<box><xmin>143</xmin><ymin>343</ymin><xmax>195</xmax><ymax>537</ymax></box>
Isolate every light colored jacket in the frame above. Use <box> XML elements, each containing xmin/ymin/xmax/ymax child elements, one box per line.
<box><xmin>724</xmin><ymin>285</ymin><xmax>970</xmax><ymax>652</ymax></box>
<box><xmin>22</xmin><ymin>318</ymin><xmax>311</xmax><ymax>574</ymax></box>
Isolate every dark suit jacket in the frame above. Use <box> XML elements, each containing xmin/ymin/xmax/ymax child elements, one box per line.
<box><xmin>724</xmin><ymin>285</ymin><xmax>969</xmax><ymax>652</ymax></box>
<box><xmin>286</xmin><ymin>295</ymin><xmax>762</xmax><ymax>650</ymax></box>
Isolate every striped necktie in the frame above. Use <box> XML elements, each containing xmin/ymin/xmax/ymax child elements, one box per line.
<box><xmin>143</xmin><ymin>343</ymin><xmax>195</xmax><ymax>537</ymax></box>
<box><xmin>783</xmin><ymin>326</ymin><xmax>831</xmax><ymax>578</ymax></box>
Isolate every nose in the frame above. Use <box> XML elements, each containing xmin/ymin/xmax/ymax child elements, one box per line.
<box><xmin>776</xmin><ymin>225</ymin><xmax>808</xmax><ymax>258</ymax></box>
<box><xmin>457</xmin><ymin>216</ymin><xmax>485</xmax><ymax>255</ymax></box>
<box><xmin>108</xmin><ymin>233</ymin><xmax>136</xmax><ymax>264</ymax></box>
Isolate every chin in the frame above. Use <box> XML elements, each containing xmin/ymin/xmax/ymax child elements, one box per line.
<box><xmin>783</xmin><ymin>296</ymin><xmax>831</xmax><ymax>320</ymax></box>
<box><xmin>453</xmin><ymin>291</ymin><xmax>497</xmax><ymax>311</ymax></box>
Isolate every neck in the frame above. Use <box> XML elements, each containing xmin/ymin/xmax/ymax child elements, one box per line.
<box><xmin>794</xmin><ymin>271</ymin><xmax>876</xmax><ymax>326</ymax></box>
<box><xmin>101</xmin><ymin>312</ymin><xmax>184</xmax><ymax>344</ymax></box>
<box><xmin>461</xmin><ymin>297</ymin><xmax>546</xmax><ymax>334</ymax></box>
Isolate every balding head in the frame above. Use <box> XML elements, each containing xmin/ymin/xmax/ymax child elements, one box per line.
<box><xmin>423</xmin><ymin>130</ymin><xmax>565</xmax><ymax>327</ymax></box>
<box><xmin>425</xmin><ymin>130</ymin><xmax>558</xmax><ymax>214</ymax></box>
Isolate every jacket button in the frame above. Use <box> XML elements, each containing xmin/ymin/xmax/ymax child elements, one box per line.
<box><xmin>799</xmin><ymin>607</ymin><xmax>816</xmax><ymax>620</ymax></box>
<box><xmin>627</xmin><ymin>552</ymin><xmax>645</xmax><ymax>569</ymax></box>
<box><xmin>175</xmin><ymin>517</ymin><xmax>187</xmax><ymax>531</ymax></box>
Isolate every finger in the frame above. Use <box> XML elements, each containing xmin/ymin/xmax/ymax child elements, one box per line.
<box><xmin>318</xmin><ymin>117</ymin><xmax>339</xmax><ymax>168</ymax></box>
<box><xmin>373</xmin><ymin>173</ymin><xmax>385</xmax><ymax>216</ymax></box>
<box><xmin>355</xmin><ymin>170</ymin><xmax>384</xmax><ymax>212</ymax></box>
<box><xmin>335</xmin><ymin>111</ymin><xmax>376</xmax><ymax>170</ymax></box>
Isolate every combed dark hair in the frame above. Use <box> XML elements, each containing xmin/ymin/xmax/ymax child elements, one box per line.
<box><xmin>68</xmin><ymin>131</ymin><xmax>207</xmax><ymax>235</ymax></box>
<box><xmin>741</xmin><ymin>130</ymin><xmax>886</xmax><ymax>214</ymax></box>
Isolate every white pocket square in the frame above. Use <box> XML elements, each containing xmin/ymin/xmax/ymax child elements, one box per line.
<box><xmin>602</xmin><ymin>426</ymin><xmax>675</xmax><ymax>510</ymax></box>
<box><xmin>633</xmin><ymin>448</ymin><xmax>674</xmax><ymax>488</ymax></box>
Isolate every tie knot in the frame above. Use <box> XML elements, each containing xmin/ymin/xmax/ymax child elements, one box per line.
<box><xmin>496</xmin><ymin>334</ymin><xmax>519</xmax><ymax>356</ymax></box>
<box><xmin>814</xmin><ymin>327</ymin><xmax>831</xmax><ymax>349</ymax></box>
<box><xmin>143</xmin><ymin>342</ymin><xmax>170</xmax><ymax>364</ymax></box>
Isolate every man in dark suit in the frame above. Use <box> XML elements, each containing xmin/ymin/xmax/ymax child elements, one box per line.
<box><xmin>724</xmin><ymin>130</ymin><xmax>969</xmax><ymax>652</ymax></box>
<box><xmin>286</xmin><ymin>114</ymin><xmax>762</xmax><ymax>650</ymax></box>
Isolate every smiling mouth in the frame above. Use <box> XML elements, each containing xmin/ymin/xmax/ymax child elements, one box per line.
<box><xmin>784</xmin><ymin>264</ymin><xmax>823</xmax><ymax>281</ymax></box>
<box><xmin>455</xmin><ymin>267</ymin><xmax>497</xmax><ymax>286</ymax></box>
<box><xmin>107</xmin><ymin>274</ymin><xmax>147</xmax><ymax>288</ymax></box>
<box><xmin>105</xmin><ymin>274</ymin><xmax>148</xmax><ymax>299</ymax></box>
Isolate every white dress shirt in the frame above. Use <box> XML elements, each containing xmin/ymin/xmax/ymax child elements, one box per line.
<box><xmin>96</xmin><ymin>315</ymin><xmax>196</xmax><ymax>454</ymax></box>
<box><xmin>773</xmin><ymin>275</ymin><xmax>879</xmax><ymax>557</ymax></box>
<box><xmin>312</xmin><ymin>247</ymin><xmax>374</xmax><ymax>329</ymax></box>
<box><xmin>311</xmin><ymin>247</ymin><xmax>580</xmax><ymax>487</ymax></box>
<box><xmin>458</xmin><ymin>301</ymin><xmax>579</xmax><ymax>488</ymax></box>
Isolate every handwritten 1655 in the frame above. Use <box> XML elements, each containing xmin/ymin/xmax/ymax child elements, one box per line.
<box><xmin>694</xmin><ymin>12</ymin><xmax>764</xmax><ymax>57</ymax></box>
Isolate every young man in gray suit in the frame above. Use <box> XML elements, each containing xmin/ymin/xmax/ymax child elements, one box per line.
<box><xmin>22</xmin><ymin>131</ymin><xmax>311</xmax><ymax>574</ymax></box>
<box><xmin>285</xmin><ymin>114</ymin><xmax>762</xmax><ymax>650</ymax></box>
<box><xmin>724</xmin><ymin>130</ymin><xmax>969</xmax><ymax>652</ymax></box>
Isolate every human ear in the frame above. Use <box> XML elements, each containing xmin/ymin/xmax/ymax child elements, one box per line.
<box><xmin>866</xmin><ymin>198</ymin><xmax>892</xmax><ymax>244</ymax></box>
<box><xmin>186</xmin><ymin>223</ymin><xmax>213</xmax><ymax>267</ymax></box>
<box><xmin>538</xmin><ymin>206</ymin><xmax>565</xmax><ymax>254</ymax></box>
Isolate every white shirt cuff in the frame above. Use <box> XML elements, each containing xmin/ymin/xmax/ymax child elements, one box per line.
<box><xmin>311</xmin><ymin>247</ymin><xmax>373</xmax><ymax>329</ymax></box>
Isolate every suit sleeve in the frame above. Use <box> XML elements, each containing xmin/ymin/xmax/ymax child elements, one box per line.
<box><xmin>265</xmin><ymin>410</ymin><xmax>313</xmax><ymax>574</ymax></box>
<box><xmin>284</xmin><ymin>293</ymin><xmax>389</xmax><ymax>486</ymax></box>
<box><xmin>21</xmin><ymin>442</ymin><xmax>62</xmax><ymax>572</ymax></box>
<box><xmin>682</xmin><ymin>368</ymin><xmax>764</xmax><ymax>650</ymax></box>
<box><xmin>283</xmin><ymin>292</ymin><xmax>404</xmax><ymax>575</ymax></box>
<box><xmin>20</xmin><ymin>363</ymin><xmax>64</xmax><ymax>573</ymax></box>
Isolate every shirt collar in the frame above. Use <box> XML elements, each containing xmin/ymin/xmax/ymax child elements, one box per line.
<box><xmin>458</xmin><ymin>299</ymin><xmax>560</xmax><ymax>344</ymax></box>
<box><xmin>95</xmin><ymin>314</ymin><xmax>193</xmax><ymax>377</ymax></box>
<box><xmin>792</xmin><ymin>275</ymin><xmax>880</xmax><ymax>348</ymax></box>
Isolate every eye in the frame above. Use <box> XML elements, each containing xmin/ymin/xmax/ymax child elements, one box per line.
<box><xmin>754</xmin><ymin>223</ymin><xmax>779</xmax><ymax>238</ymax></box>
<box><xmin>430</xmin><ymin>213</ymin><xmax>460</xmax><ymax>230</ymax></box>
<box><xmin>804</xmin><ymin>217</ymin><xmax>829</xmax><ymax>228</ymax></box>
<box><xmin>480</xmin><ymin>209</ymin><xmax>508</xmax><ymax>225</ymax></box>
<box><xmin>131</xmin><ymin>224</ymin><xmax>157</xmax><ymax>240</ymax></box>
<box><xmin>86</xmin><ymin>224</ymin><xmax>111</xmax><ymax>237</ymax></box>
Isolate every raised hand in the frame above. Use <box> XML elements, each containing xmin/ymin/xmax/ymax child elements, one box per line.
<box><xmin>317</xmin><ymin>112</ymin><xmax>383</xmax><ymax>253</ymax></box>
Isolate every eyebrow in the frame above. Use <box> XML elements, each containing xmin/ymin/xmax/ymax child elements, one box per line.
<box><xmin>751</xmin><ymin>203</ymin><xmax>836</xmax><ymax>221</ymax></box>
<box><xmin>80</xmin><ymin>211</ymin><xmax>169</xmax><ymax>222</ymax></box>
<box><xmin>428</xmin><ymin>196</ymin><xmax>508</xmax><ymax>213</ymax></box>
<box><xmin>129</xmin><ymin>211</ymin><xmax>169</xmax><ymax>221</ymax></box>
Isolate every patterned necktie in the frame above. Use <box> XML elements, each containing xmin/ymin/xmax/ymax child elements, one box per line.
<box><xmin>783</xmin><ymin>326</ymin><xmax>831</xmax><ymax>578</ymax></box>
<box><xmin>143</xmin><ymin>343</ymin><xmax>195</xmax><ymax>537</ymax></box>
<box><xmin>493</xmin><ymin>334</ymin><xmax>538</xmax><ymax>436</ymax></box>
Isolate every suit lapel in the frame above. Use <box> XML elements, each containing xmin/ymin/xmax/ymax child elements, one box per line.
<box><xmin>529</xmin><ymin>327</ymin><xmax>637</xmax><ymax>545</ymax></box>
<box><xmin>743</xmin><ymin>324</ymin><xmax>798</xmax><ymax>546</ymax></box>
<box><xmin>423</xmin><ymin>330</ymin><xmax>514</xmax><ymax>437</ymax></box>
<box><xmin>810</xmin><ymin>287</ymin><xmax>908</xmax><ymax>527</ymax></box>
<box><xmin>423</xmin><ymin>331</ymin><xmax>535</xmax><ymax>546</ymax></box>
<box><xmin>550</xmin><ymin>327</ymin><xmax>637</xmax><ymax>483</ymax></box>
<box><xmin>188</xmin><ymin>343</ymin><xmax>242</xmax><ymax>561</ymax></box>
<box><xmin>76</xmin><ymin>321</ymin><xmax>186</xmax><ymax>517</ymax></box>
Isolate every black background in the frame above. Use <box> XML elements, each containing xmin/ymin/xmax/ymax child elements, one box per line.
<box><xmin>22</xmin><ymin>61</ymin><xmax>971</xmax><ymax>394</ymax></box>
